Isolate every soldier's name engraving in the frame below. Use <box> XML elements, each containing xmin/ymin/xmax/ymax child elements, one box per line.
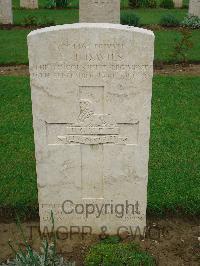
<box><xmin>74</xmin><ymin>52</ymin><xmax>123</xmax><ymax>61</ymax></box>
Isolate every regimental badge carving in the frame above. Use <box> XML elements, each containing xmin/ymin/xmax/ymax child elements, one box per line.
<box><xmin>79</xmin><ymin>99</ymin><xmax>94</xmax><ymax>123</ymax></box>
<box><xmin>47</xmin><ymin>86</ymin><xmax>139</xmax><ymax>145</ymax></box>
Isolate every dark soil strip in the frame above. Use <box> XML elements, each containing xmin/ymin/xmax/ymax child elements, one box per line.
<box><xmin>154</xmin><ymin>63</ymin><xmax>200</xmax><ymax>76</ymax></box>
<box><xmin>0</xmin><ymin>63</ymin><xmax>200</xmax><ymax>77</ymax></box>
<box><xmin>0</xmin><ymin>217</ymin><xmax>199</xmax><ymax>265</ymax></box>
<box><xmin>0</xmin><ymin>64</ymin><xmax>29</xmax><ymax>76</ymax></box>
<box><xmin>0</xmin><ymin>24</ymin><xmax>193</xmax><ymax>31</ymax></box>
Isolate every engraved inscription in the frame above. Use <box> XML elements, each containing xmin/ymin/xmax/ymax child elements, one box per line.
<box><xmin>30</xmin><ymin>41</ymin><xmax>153</xmax><ymax>80</ymax></box>
<box><xmin>93</xmin><ymin>0</ymin><xmax>115</xmax><ymax>4</ymax></box>
<box><xmin>58</xmin><ymin>135</ymin><xmax>128</xmax><ymax>145</ymax></box>
<box><xmin>46</xmin><ymin>85</ymin><xmax>139</xmax><ymax>199</ymax></box>
<box><xmin>46</xmin><ymin>85</ymin><xmax>139</xmax><ymax>145</ymax></box>
<box><xmin>31</xmin><ymin>63</ymin><xmax>152</xmax><ymax>80</ymax></box>
<box><xmin>47</xmin><ymin>124</ymin><xmax>138</xmax><ymax>145</ymax></box>
<box><xmin>55</xmin><ymin>126</ymin><xmax>120</xmax><ymax>135</ymax></box>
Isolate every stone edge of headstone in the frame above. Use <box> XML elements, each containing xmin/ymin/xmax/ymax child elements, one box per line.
<box><xmin>27</xmin><ymin>23</ymin><xmax>155</xmax><ymax>39</ymax></box>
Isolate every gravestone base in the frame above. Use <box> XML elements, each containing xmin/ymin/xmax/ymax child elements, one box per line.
<box><xmin>28</xmin><ymin>23</ymin><xmax>154</xmax><ymax>235</ymax></box>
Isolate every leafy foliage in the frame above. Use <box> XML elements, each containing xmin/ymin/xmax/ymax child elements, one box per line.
<box><xmin>22</xmin><ymin>15</ymin><xmax>55</xmax><ymax>26</ymax></box>
<box><xmin>128</xmin><ymin>0</ymin><xmax>157</xmax><ymax>8</ymax></box>
<box><xmin>128</xmin><ymin>0</ymin><xmax>140</xmax><ymax>8</ymax></box>
<box><xmin>160</xmin><ymin>0</ymin><xmax>174</xmax><ymax>8</ymax></box>
<box><xmin>1</xmin><ymin>242</ymin><xmax>69</xmax><ymax>266</ymax></box>
<box><xmin>160</xmin><ymin>14</ymin><xmax>180</xmax><ymax>27</ymax></box>
<box><xmin>121</xmin><ymin>12</ymin><xmax>141</xmax><ymax>26</ymax></box>
<box><xmin>171</xmin><ymin>28</ymin><xmax>193</xmax><ymax>62</ymax></box>
<box><xmin>139</xmin><ymin>0</ymin><xmax>157</xmax><ymax>7</ymax></box>
<box><xmin>45</xmin><ymin>0</ymin><xmax>69</xmax><ymax>8</ymax></box>
<box><xmin>181</xmin><ymin>15</ymin><xmax>200</xmax><ymax>29</ymax></box>
<box><xmin>0</xmin><ymin>215</ymin><xmax>71</xmax><ymax>266</ymax></box>
<box><xmin>85</xmin><ymin>242</ymin><xmax>155</xmax><ymax>266</ymax></box>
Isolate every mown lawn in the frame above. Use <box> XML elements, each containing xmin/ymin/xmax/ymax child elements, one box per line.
<box><xmin>154</xmin><ymin>30</ymin><xmax>200</xmax><ymax>63</ymax></box>
<box><xmin>0</xmin><ymin>30</ymin><xmax>29</xmax><ymax>65</ymax></box>
<box><xmin>12</xmin><ymin>8</ymin><xmax>188</xmax><ymax>26</ymax></box>
<box><xmin>0</xmin><ymin>76</ymin><xmax>199</xmax><ymax>216</ymax></box>
<box><xmin>0</xmin><ymin>29</ymin><xmax>199</xmax><ymax>65</ymax></box>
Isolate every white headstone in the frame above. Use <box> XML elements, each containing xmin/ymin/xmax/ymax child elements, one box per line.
<box><xmin>189</xmin><ymin>0</ymin><xmax>200</xmax><ymax>17</ymax></box>
<box><xmin>28</xmin><ymin>24</ymin><xmax>154</xmax><ymax>235</ymax></box>
<box><xmin>0</xmin><ymin>0</ymin><xmax>13</xmax><ymax>24</ymax></box>
<box><xmin>20</xmin><ymin>0</ymin><xmax>38</xmax><ymax>9</ymax></box>
<box><xmin>173</xmin><ymin>0</ymin><xmax>182</xmax><ymax>8</ymax></box>
<box><xmin>79</xmin><ymin>0</ymin><xmax>120</xmax><ymax>23</ymax></box>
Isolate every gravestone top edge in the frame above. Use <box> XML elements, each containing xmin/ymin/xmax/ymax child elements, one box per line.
<box><xmin>27</xmin><ymin>23</ymin><xmax>154</xmax><ymax>39</ymax></box>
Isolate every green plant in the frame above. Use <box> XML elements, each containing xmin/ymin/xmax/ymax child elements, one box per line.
<box><xmin>38</xmin><ymin>16</ymin><xmax>56</xmax><ymax>27</ymax></box>
<box><xmin>182</xmin><ymin>3</ymin><xmax>189</xmax><ymax>8</ymax></box>
<box><xmin>121</xmin><ymin>12</ymin><xmax>141</xmax><ymax>26</ymax></box>
<box><xmin>1</xmin><ymin>241</ymin><xmax>69</xmax><ymax>266</ymax></box>
<box><xmin>160</xmin><ymin>14</ymin><xmax>180</xmax><ymax>27</ymax></box>
<box><xmin>128</xmin><ymin>0</ymin><xmax>140</xmax><ymax>8</ymax></box>
<box><xmin>181</xmin><ymin>15</ymin><xmax>200</xmax><ymax>29</ymax></box>
<box><xmin>160</xmin><ymin>0</ymin><xmax>174</xmax><ymax>8</ymax></box>
<box><xmin>100</xmin><ymin>236</ymin><xmax>121</xmax><ymax>244</ymax></box>
<box><xmin>0</xmin><ymin>214</ymin><xmax>70</xmax><ymax>266</ymax></box>
<box><xmin>129</xmin><ymin>0</ymin><xmax>156</xmax><ymax>7</ymax></box>
<box><xmin>46</xmin><ymin>0</ymin><xmax>69</xmax><ymax>8</ymax></box>
<box><xmin>139</xmin><ymin>0</ymin><xmax>157</xmax><ymax>7</ymax></box>
<box><xmin>146</xmin><ymin>0</ymin><xmax>157</xmax><ymax>7</ymax></box>
<box><xmin>22</xmin><ymin>15</ymin><xmax>37</xmax><ymax>26</ymax></box>
<box><xmin>171</xmin><ymin>28</ymin><xmax>193</xmax><ymax>63</ymax></box>
<box><xmin>84</xmin><ymin>242</ymin><xmax>155</xmax><ymax>266</ymax></box>
<box><xmin>22</xmin><ymin>15</ymin><xmax>55</xmax><ymax>27</ymax></box>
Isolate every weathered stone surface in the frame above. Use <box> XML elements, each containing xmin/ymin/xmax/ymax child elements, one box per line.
<box><xmin>79</xmin><ymin>0</ymin><xmax>120</xmax><ymax>23</ymax></box>
<box><xmin>173</xmin><ymin>0</ymin><xmax>182</xmax><ymax>8</ymax></box>
<box><xmin>28</xmin><ymin>24</ymin><xmax>154</xmax><ymax>234</ymax></box>
<box><xmin>189</xmin><ymin>0</ymin><xmax>200</xmax><ymax>17</ymax></box>
<box><xmin>0</xmin><ymin>0</ymin><xmax>13</xmax><ymax>24</ymax></box>
<box><xmin>20</xmin><ymin>0</ymin><xmax>38</xmax><ymax>9</ymax></box>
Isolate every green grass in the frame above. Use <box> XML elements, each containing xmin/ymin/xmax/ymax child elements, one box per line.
<box><xmin>0</xmin><ymin>77</ymin><xmax>37</xmax><ymax>210</ymax></box>
<box><xmin>13</xmin><ymin>9</ymin><xmax>79</xmax><ymax>25</ymax></box>
<box><xmin>0</xmin><ymin>30</ymin><xmax>29</xmax><ymax>65</ymax></box>
<box><xmin>0</xmin><ymin>76</ymin><xmax>199</xmax><ymax>216</ymax></box>
<box><xmin>121</xmin><ymin>8</ymin><xmax>187</xmax><ymax>24</ymax></box>
<box><xmin>12</xmin><ymin>8</ymin><xmax>188</xmax><ymax>26</ymax></box>
<box><xmin>0</xmin><ymin>29</ymin><xmax>199</xmax><ymax>65</ymax></box>
<box><xmin>85</xmin><ymin>240</ymin><xmax>155</xmax><ymax>266</ymax></box>
<box><xmin>154</xmin><ymin>30</ymin><xmax>200</xmax><ymax>63</ymax></box>
<box><xmin>148</xmin><ymin>76</ymin><xmax>200</xmax><ymax>215</ymax></box>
